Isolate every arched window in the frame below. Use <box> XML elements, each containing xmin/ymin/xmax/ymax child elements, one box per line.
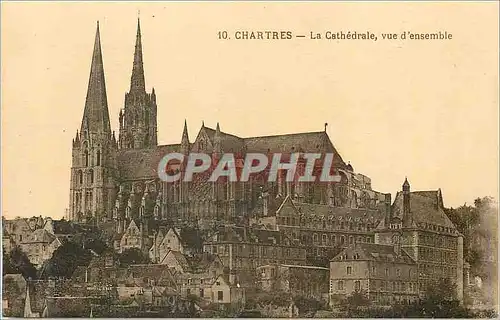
<box><xmin>84</xmin><ymin>150</ymin><xmax>89</xmax><ymax>167</ymax></box>
<box><xmin>351</xmin><ymin>191</ymin><xmax>357</xmax><ymax>207</ymax></box>
<box><xmin>96</xmin><ymin>150</ymin><xmax>101</xmax><ymax>166</ymax></box>
<box><xmin>78</xmin><ymin>170</ymin><xmax>83</xmax><ymax>184</ymax></box>
<box><xmin>89</xmin><ymin>169</ymin><xmax>94</xmax><ymax>184</ymax></box>
<box><xmin>154</xmin><ymin>205</ymin><xmax>160</xmax><ymax>219</ymax></box>
<box><xmin>354</xmin><ymin>280</ymin><xmax>361</xmax><ymax>291</ymax></box>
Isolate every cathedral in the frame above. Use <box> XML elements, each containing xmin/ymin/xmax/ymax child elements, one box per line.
<box><xmin>68</xmin><ymin>19</ymin><xmax>387</xmax><ymax>231</ymax></box>
<box><xmin>66</xmin><ymin>19</ymin><xmax>464</xmax><ymax>302</ymax></box>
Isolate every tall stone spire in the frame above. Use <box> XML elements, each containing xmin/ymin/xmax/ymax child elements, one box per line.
<box><xmin>81</xmin><ymin>21</ymin><xmax>111</xmax><ymax>134</ymax></box>
<box><xmin>130</xmin><ymin>17</ymin><xmax>146</xmax><ymax>93</ymax></box>
<box><xmin>119</xmin><ymin>18</ymin><xmax>158</xmax><ymax>149</ymax></box>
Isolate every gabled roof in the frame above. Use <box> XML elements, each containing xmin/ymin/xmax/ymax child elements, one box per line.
<box><xmin>330</xmin><ymin>243</ymin><xmax>415</xmax><ymax>264</ymax></box>
<box><xmin>161</xmin><ymin>250</ymin><xmax>191</xmax><ymax>272</ymax></box>
<box><xmin>243</xmin><ymin>131</ymin><xmax>343</xmax><ymax>161</ymax></box>
<box><xmin>123</xmin><ymin>264</ymin><xmax>177</xmax><ymax>287</ymax></box>
<box><xmin>4</xmin><ymin>218</ymin><xmax>32</xmax><ymax>233</ymax></box>
<box><xmin>391</xmin><ymin>190</ymin><xmax>456</xmax><ymax>230</ymax></box>
<box><xmin>187</xmin><ymin>252</ymin><xmax>223</xmax><ymax>273</ymax></box>
<box><xmin>115</xmin><ymin>126</ymin><xmax>346</xmax><ymax>181</ymax></box>
<box><xmin>213</xmin><ymin>274</ymin><xmax>240</xmax><ymax>288</ymax></box>
<box><xmin>22</xmin><ymin>229</ymin><xmax>56</xmax><ymax>244</ymax></box>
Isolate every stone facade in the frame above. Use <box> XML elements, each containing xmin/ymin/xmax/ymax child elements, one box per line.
<box><xmin>202</xmin><ymin>226</ymin><xmax>307</xmax><ymax>273</ymax></box>
<box><xmin>257</xmin><ymin>264</ymin><xmax>329</xmax><ymax>300</ymax></box>
<box><xmin>329</xmin><ymin>242</ymin><xmax>418</xmax><ymax>306</ymax></box>
<box><xmin>211</xmin><ymin>274</ymin><xmax>245</xmax><ymax>309</ymax></box>
<box><xmin>19</xmin><ymin>229</ymin><xmax>63</xmax><ymax>268</ymax></box>
<box><xmin>375</xmin><ymin>179</ymin><xmax>464</xmax><ymax>301</ymax></box>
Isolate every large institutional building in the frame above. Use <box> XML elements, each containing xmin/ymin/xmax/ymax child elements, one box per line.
<box><xmin>67</xmin><ymin>20</ymin><xmax>464</xmax><ymax>303</ymax></box>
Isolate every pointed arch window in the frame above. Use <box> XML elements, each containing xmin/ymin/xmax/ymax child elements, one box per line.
<box><xmin>154</xmin><ymin>204</ymin><xmax>160</xmax><ymax>219</ymax></box>
<box><xmin>78</xmin><ymin>170</ymin><xmax>83</xmax><ymax>185</ymax></box>
<box><xmin>89</xmin><ymin>169</ymin><xmax>94</xmax><ymax>184</ymax></box>
<box><xmin>96</xmin><ymin>150</ymin><xmax>101</xmax><ymax>166</ymax></box>
<box><xmin>84</xmin><ymin>150</ymin><xmax>89</xmax><ymax>167</ymax></box>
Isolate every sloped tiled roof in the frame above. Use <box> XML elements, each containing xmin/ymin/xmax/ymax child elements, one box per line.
<box><xmin>331</xmin><ymin>243</ymin><xmax>415</xmax><ymax>264</ymax></box>
<box><xmin>186</xmin><ymin>252</ymin><xmax>222</xmax><ymax>273</ymax></box>
<box><xmin>391</xmin><ymin>190</ymin><xmax>456</xmax><ymax>230</ymax></box>
<box><xmin>123</xmin><ymin>264</ymin><xmax>177</xmax><ymax>287</ymax></box>
<box><xmin>116</xmin><ymin>127</ymin><xmax>346</xmax><ymax>181</ymax></box>
<box><xmin>164</xmin><ymin>250</ymin><xmax>191</xmax><ymax>272</ymax></box>
<box><xmin>243</xmin><ymin>131</ymin><xmax>337</xmax><ymax>154</ymax></box>
<box><xmin>208</xmin><ymin>225</ymin><xmax>286</xmax><ymax>245</ymax></box>
<box><xmin>22</xmin><ymin>229</ymin><xmax>56</xmax><ymax>244</ymax></box>
<box><xmin>117</xmin><ymin>144</ymin><xmax>180</xmax><ymax>180</ymax></box>
<box><xmin>274</xmin><ymin>195</ymin><xmax>385</xmax><ymax>223</ymax></box>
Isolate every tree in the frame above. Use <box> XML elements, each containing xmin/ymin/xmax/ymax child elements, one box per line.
<box><xmin>379</xmin><ymin>278</ymin><xmax>471</xmax><ymax>318</ymax></box>
<box><xmin>293</xmin><ymin>295</ymin><xmax>323</xmax><ymax>317</ymax></box>
<box><xmin>344</xmin><ymin>291</ymin><xmax>371</xmax><ymax>318</ymax></box>
<box><xmin>4</xmin><ymin>246</ymin><xmax>37</xmax><ymax>279</ymax></box>
<box><xmin>347</xmin><ymin>291</ymin><xmax>370</xmax><ymax>307</ymax></box>
<box><xmin>84</xmin><ymin>237</ymin><xmax>109</xmax><ymax>255</ymax></box>
<box><xmin>117</xmin><ymin>248</ymin><xmax>150</xmax><ymax>266</ymax></box>
<box><xmin>445</xmin><ymin>196</ymin><xmax>498</xmax><ymax>275</ymax></box>
<box><xmin>41</xmin><ymin>241</ymin><xmax>92</xmax><ymax>279</ymax></box>
<box><xmin>2</xmin><ymin>248</ymin><xmax>16</xmax><ymax>275</ymax></box>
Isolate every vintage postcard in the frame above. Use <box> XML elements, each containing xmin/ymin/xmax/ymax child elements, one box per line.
<box><xmin>1</xmin><ymin>1</ymin><xmax>498</xmax><ymax>318</ymax></box>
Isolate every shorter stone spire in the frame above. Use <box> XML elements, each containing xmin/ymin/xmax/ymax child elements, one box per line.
<box><xmin>181</xmin><ymin>119</ymin><xmax>190</xmax><ymax>153</ymax></box>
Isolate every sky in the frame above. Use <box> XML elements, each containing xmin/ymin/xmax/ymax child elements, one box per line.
<box><xmin>1</xmin><ymin>2</ymin><xmax>498</xmax><ymax>219</ymax></box>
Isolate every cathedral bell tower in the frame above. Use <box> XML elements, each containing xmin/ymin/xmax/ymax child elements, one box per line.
<box><xmin>70</xmin><ymin>22</ymin><xmax>118</xmax><ymax>224</ymax></box>
<box><xmin>118</xmin><ymin>18</ymin><xmax>158</xmax><ymax>149</ymax></box>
